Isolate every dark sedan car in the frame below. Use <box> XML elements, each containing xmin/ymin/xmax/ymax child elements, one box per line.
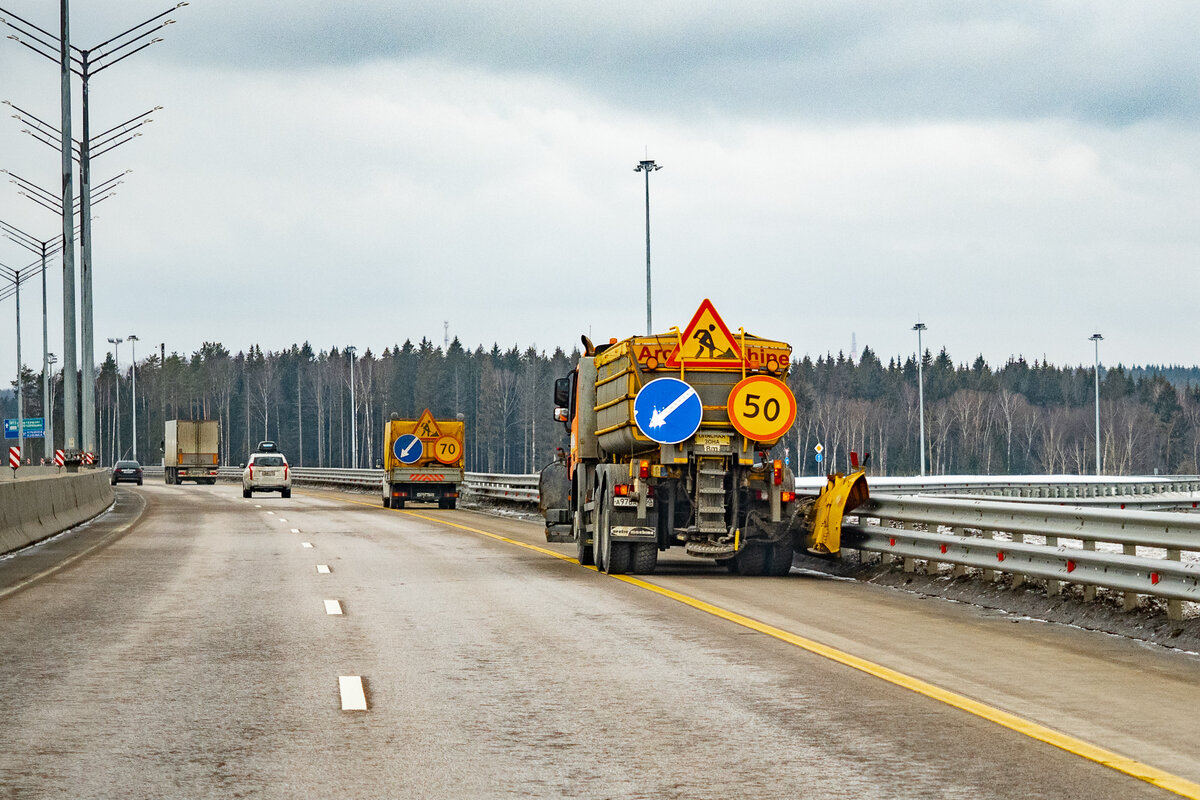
<box><xmin>111</xmin><ymin>460</ymin><xmax>143</xmax><ymax>485</ymax></box>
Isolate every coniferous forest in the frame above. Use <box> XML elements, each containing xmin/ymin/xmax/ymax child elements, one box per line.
<box><xmin>4</xmin><ymin>338</ymin><xmax>1200</xmax><ymax>477</ymax></box>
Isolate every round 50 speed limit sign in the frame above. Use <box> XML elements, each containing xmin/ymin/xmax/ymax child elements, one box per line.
<box><xmin>433</xmin><ymin>436</ymin><xmax>462</xmax><ymax>465</ymax></box>
<box><xmin>726</xmin><ymin>375</ymin><xmax>797</xmax><ymax>443</ymax></box>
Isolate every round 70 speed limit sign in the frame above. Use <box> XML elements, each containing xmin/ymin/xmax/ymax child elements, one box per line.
<box><xmin>726</xmin><ymin>375</ymin><xmax>797</xmax><ymax>443</ymax></box>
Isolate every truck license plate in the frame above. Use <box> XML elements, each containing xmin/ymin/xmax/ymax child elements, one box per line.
<box><xmin>613</xmin><ymin>497</ymin><xmax>654</xmax><ymax>508</ymax></box>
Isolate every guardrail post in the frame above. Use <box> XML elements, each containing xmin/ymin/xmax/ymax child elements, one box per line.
<box><xmin>1122</xmin><ymin>543</ymin><xmax>1138</xmax><ymax>611</ymax></box>
<box><xmin>1082</xmin><ymin>541</ymin><xmax>1096</xmax><ymax>602</ymax></box>
<box><xmin>1010</xmin><ymin>532</ymin><xmax>1026</xmax><ymax>588</ymax></box>
<box><xmin>902</xmin><ymin>523</ymin><xmax>915</xmax><ymax>573</ymax></box>
<box><xmin>1045</xmin><ymin>535</ymin><xmax>1061</xmax><ymax>596</ymax></box>
<box><xmin>950</xmin><ymin>528</ymin><xmax>966</xmax><ymax>578</ymax></box>
<box><xmin>1167</xmin><ymin>548</ymin><xmax>1183</xmax><ymax>621</ymax></box>
<box><xmin>980</xmin><ymin>530</ymin><xmax>996</xmax><ymax>582</ymax></box>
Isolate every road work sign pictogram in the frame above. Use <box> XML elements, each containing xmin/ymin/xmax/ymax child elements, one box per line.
<box><xmin>665</xmin><ymin>298</ymin><xmax>743</xmax><ymax>369</ymax></box>
<box><xmin>634</xmin><ymin>377</ymin><xmax>704</xmax><ymax>444</ymax></box>
<box><xmin>414</xmin><ymin>409</ymin><xmax>441</xmax><ymax>439</ymax></box>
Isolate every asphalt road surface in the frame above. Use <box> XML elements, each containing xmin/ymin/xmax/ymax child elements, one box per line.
<box><xmin>1</xmin><ymin>483</ymin><xmax>1198</xmax><ymax>799</ymax></box>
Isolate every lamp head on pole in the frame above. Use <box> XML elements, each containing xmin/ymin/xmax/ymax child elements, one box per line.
<box><xmin>634</xmin><ymin>160</ymin><xmax>661</xmax><ymax>173</ymax></box>
<box><xmin>1089</xmin><ymin>333</ymin><xmax>1103</xmax><ymax>343</ymax></box>
<box><xmin>912</xmin><ymin>322</ymin><xmax>927</xmax><ymax>333</ymax></box>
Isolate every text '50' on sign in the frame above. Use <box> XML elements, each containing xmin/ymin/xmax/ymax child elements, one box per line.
<box><xmin>727</xmin><ymin>375</ymin><xmax>797</xmax><ymax>443</ymax></box>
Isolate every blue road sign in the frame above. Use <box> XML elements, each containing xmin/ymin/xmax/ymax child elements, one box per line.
<box><xmin>814</xmin><ymin>452</ymin><xmax>824</xmax><ymax>463</ymax></box>
<box><xmin>4</xmin><ymin>418</ymin><xmax>44</xmax><ymax>439</ymax></box>
<box><xmin>634</xmin><ymin>377</ymin><xmax>704</xmax><ymax>445</ymax></box>
<box><xmin>393</xmin><ymin>433</ymin><xmax>424</xmax><ymax>464</ymax></box>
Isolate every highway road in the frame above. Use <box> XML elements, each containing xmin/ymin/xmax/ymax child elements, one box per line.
<box><xmin>2</xmin><ymin>484</ymin><xmax>1199</xmax><ymax>799</ymax></box>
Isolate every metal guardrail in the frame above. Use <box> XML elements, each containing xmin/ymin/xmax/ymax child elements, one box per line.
<box><xmin>848</xmin><ymin>495</ymin><xmax>1200</xmax><ymax>619</ymax></box>
<box><xmin>141</xmin><ymin>465</ymin><xmax>535</xmax><ymax>499</ymax></box>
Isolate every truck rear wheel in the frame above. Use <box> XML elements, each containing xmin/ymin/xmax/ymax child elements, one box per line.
<box><xmin>574</xmin><ymin>507</ymin><xmax>593</xmax><ymax>566</ymax></box>
<box><xmin>735</xmin><ymin>544</ymin><xmax>767</xmax><ymax>576</ymax></box>
<box><xmin>382</xmin><ymin>496</ymin><xmax>391</xmax><ymax>508</ymax></box>
<box><xmin>597</xmin><ymin>491</ymin><xmax>631</xmax><ymax>575</ymax></box>
<box><xmin>766</xmin><ymin>543</ymin><xmax>794</xmax><ymax>576</ymax></box>
<box><xmin>631</xmin><ymin>542</ymin><xmax>658</xmax><ymax>574</ymax></box>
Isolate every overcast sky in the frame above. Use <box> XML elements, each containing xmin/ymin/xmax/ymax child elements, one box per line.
<box><xmin>3</xmin><ymin>1</ymin><xmax>1200</xmax><ymax>389</ymax></box>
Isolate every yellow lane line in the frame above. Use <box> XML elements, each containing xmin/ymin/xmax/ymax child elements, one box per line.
<box><xmin>319</xmin><ymin>491</ymin><xmax>1200</xmax><ymax>798</ymax></box>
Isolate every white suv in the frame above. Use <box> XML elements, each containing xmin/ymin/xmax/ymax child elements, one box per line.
<box><xmin>242</xmin><ymin>452</ymin><xmax>292</xmax><ymax>498</ymax></box>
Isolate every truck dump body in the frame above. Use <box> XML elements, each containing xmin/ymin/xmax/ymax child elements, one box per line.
<box><xmin>381</xmin><ymin>409</ymin><xmax>465</xmax><ymax>509</ymax></box>
<box><xmin>163</xmin><ymin>420</ymin><xmax>220</xmax><ymax>485</ymax></box>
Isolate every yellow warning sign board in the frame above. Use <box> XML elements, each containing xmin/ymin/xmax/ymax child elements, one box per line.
<box><xmin>433</xmin><ymin>435</ymin><xmax>462</xmax><ymax>465</ymax></box>
<box><xmin>414</xmin><ymin>409</ymin><xmax>441</xmax><ymax>439</ymax></box>
<box><xmin>727</xmin><ymin>375</ymin><xmax>797</xmax><ymax>443</ymax></box>
<box><xmin>665</xmin><ymin>298</ymin><xmax>743</xmax><ymax>368</ymax></box>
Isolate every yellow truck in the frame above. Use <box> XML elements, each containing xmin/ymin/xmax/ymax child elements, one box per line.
<box><xmin>381</xmin><ymin>409</ymin><xmax>465</xmax><ymax>509</ymax></box>
<box><xmin>538</xmin><ymin>299</ymin><xmax>866</xmax><ymax>575</ymax></box>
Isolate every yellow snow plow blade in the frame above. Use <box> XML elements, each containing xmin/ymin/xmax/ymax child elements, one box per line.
<box><xmin>806</xmin><ymin>471</ymin><xmax>870</xmax><ymax>555</ymax></box>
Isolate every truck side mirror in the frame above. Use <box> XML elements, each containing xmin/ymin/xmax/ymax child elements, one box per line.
<box><xmin>374</xmin><ymin>458</ymin><xmax>383</xmax><ymax>469</ymax></box>
<box><xmin>553</xmin><ymin>377</ymin><xmax>571</xmax><ymax>408</ymax></box>
<box><xmin>553</xmin><ymin>407</ymin><xmax>569</xmax><ymax>423</ymax></box>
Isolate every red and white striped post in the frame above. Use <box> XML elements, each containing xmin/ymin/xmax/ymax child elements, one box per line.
<box><xmin>54</xmin><ymin>449</ymin><xmax>65</xmax><ymax>468</ymax></box>
<box><xmin>9</xmin><ymin>446</ymin><xmax>21</xmax><ymax>473</ymax></box>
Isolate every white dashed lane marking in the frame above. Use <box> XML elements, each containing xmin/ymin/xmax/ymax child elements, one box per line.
<box><xmin>324</xmin><ymin>599</ymin><xmax>343</xmax><ymax>615</ymax></box>
<box><xmin>339</xmin><ymin>676</ymin><xmax>367</xmax><ymax>711</ymax></box>
<box><xmin>302</xmin><ymin>542</ymin><xmax>314</xmax><ymax>548</ymax></box>
<box><xmin>290</xmin><ymin>528</ymin><xmax>300</xmax><ymax>533</ymax></box>
<box><xmin>317</xmin><ymin>565</ymin><xmax>331</xmax><ymax>574</ymax></box>
<box><xmin>266</xmin><ymin>511</ymin><xmax>275</xmax><ymax>515</ymax></box>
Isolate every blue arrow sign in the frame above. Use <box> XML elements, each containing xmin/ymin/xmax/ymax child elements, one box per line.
<box><xmin>634</xmin><ymin>377</ymin><xmax>704</xmax><ymax>445</ymax></box>
<box><xmin>393</xmin><ymin>433</ymin><xmax>424</xmax><ymax>464</ymax></box>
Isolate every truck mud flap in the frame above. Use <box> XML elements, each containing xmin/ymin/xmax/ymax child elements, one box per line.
<box><xmin>805</xmin><ymin>470</ymin><xmax>869</xmax><ymax>556</ymax></box>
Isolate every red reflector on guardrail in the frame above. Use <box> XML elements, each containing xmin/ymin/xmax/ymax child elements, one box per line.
<box><xmin>997</xmin><ymin>552</ymin><xmax>1006</xmax><ymax>562</ymax></box>
<box><xmin>1067</xmin><ymin>560</ymin><xmax>1076</xmax><ymax>573</ymax></box>
<box><xmin>1151</xmin><ymin>572</ymin><xmax>1161</xmax><ymax>585</ymax></box>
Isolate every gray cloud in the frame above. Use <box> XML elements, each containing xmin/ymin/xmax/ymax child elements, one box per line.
<box><xmin>155</xmin><ymin>1</ymin><xmax>1200</xmax><ymax>125</ymax></box>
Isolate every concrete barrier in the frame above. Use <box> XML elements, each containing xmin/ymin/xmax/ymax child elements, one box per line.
<box><xmin>0</xmin><ymin>471</ymin><xmax>115</xmax><ymax>555</ymax></box>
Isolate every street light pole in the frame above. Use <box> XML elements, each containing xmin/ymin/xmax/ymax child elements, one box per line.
<box><xmin>633</xmin><ymin>158</ymin><xmax>661</xmax><ymax>335</ymax></box>
<box><xmin>1</xmin><ymin>220</ymin><xmax>64</xmax><ymax>457</ymax></box>
<box><xmin>0</xmin><ymin>262</ymin><xmax>36</xmax><ymax>458</ymax></box>
<box><xmin>127</xmin><ymin>333</ymin><xmax>138</xmax><ymax>461</ymax></box>
<box><xmin>60</xmin><ymin>0</ymin><xmax>78</xmax><ymax>453</ymax></box>
<box><xmin>913</xmin><ymin>322</ymin><xmax>928</xmax><ymax>476</ymax></box>
<box><xmin>1090</xmin><ymin>333</ymin><xmax>1103</xmax><ymax>475</ymax></box>
<box><xmin>106</xmin><ymin>335</ymin><xmax>122</xmax><ymax>463</ymax></box>
<box><xmin>346</xmin><ymin>346</ymin><xmax>357</xmax><ymax>469</ymax></box>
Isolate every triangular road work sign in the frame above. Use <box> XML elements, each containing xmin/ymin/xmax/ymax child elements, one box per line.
<box><xmin>665</xmin><ymin>299</ymin><xmax>744</xmax><ymax>368</ymax></box>
<box><xmin>414</xmin><ymin>409</ymin><xmax>441</xmax><ymax>439</ymax></box>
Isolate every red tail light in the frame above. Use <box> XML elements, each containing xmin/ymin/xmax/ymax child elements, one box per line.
<box><xmin>781</xmin><ymin>491</ymin><xmax>795</xmax><ymax>503</ymax></box>
<box><xmin>639</xmin><ymin>460</ymin><xmax>649</xmax><ymax>479</ymax></box>
<box><xmin>248</xmin><ymin>466</ymin><xmax>254</xmax><ymax>480</ymax></box>
<box><xmin>284</xmin><ymin>465</ymin><xmax>289</xmax><ymax>480</ymax></box>
<box><xmin>773</xmin><ymin>459</ymin><xmax>783</xmax><ymax>486</ymax></box>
